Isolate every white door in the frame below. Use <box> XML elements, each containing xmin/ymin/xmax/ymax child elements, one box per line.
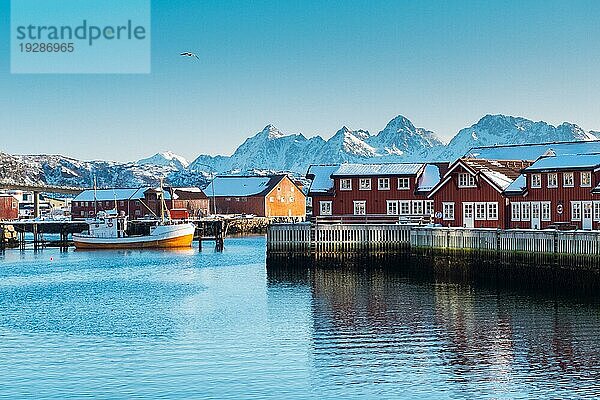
<box><xmin>463</xmin><ymin>202</ymin><xmax>474</xmax><ymax>228</ymax></box>
<box><xmin>531</xmin><ymin>202</ymin><xmax>540</xmax><ymax>229</ymax></box>
<box><xmin>583</xmin><ymin>201</ymin><xmax>593</xmax><ymax>230</ymax></box>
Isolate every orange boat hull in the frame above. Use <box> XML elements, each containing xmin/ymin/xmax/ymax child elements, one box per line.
<box><xmin>74</xmin><ymin>233</ymin><xmax>194</xmax><ymax>250</ymax></box>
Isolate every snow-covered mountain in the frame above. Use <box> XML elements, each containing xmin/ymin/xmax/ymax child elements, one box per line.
<box><xmin>2</xmin><ymin>114</ymin><xmax>600</xmax><ymax>188</ymax></box>
<box><xmin>437</xmin><ymin>114</ymin><xmax>599</xmax><ymax>160</ymax></box>
<box><xmin>137</xmin><ymin>151</ymin><xmax>189</xmax><ymax>170</ymax></box>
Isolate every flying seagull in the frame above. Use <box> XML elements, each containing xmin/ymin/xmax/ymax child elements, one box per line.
<box><xmin>180</xmin><ymin>52</ymin><xmax>199</xmax><ymax>60</ymax></box>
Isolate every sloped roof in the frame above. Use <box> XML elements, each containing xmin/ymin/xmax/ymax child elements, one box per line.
<box><xmin>416</xmin><ymin>164</ymin><xmax>442</xmax><ymax>192</ymax></box>
<box><xmin>504</xmin><ymin>174</ymin><xmax>527</xmax><ymax>195</ymax></box>
<box><xmin>523</xmin><ymin>153</ymin><xmax>600</xmax><ymax>172</ymax></box>
<box><xmin>204</xmin><ymin>175</ymin><xmax>286</xmax><ymax>197</ymax></box>
<box><xmin>171</xmin><ymin>188</ymin><xmax>208</xmax><ymax>200</ymax></box>
<box><xmin>306</xmin><ymin>165</ymin><xmax>339</xmax><ymax>194</ymax></box>
<box><xmin>331</xmin><ymin>163</ymin><xmax>424</xmax><ymax>177</ymax></box>
<box><xmin>462</xmin><ymin>159</ymin><xmax>529</xmax><ymax>190</ymax></box>
<box><xmin>465</xmin><ymin>140</ymin><xmax>600</xmax><ymax>161</ymax></box>
<box><xmin>74</xmin><ymin>187</ymin><xmax>171</xmax><ymax>202</ymax></box>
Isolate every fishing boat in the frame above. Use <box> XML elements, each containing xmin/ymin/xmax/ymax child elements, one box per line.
<box><xmin>73</xmin><ymin>180</ymin><xmax>196</xmax><ymax>250</ymax></box>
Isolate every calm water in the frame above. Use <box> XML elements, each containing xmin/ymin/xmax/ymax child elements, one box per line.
<box><xmin>0</xmin><ymin>236</ymin><xmax>599</xmax><ymax>399</ymax></box>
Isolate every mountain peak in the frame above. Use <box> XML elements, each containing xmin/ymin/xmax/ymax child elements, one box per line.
<box><xmin>137</xmin><ymin>151</ymin><xmax>189</xmax><ymax>169</ymax></box>
<box><xmin>260</xmin><ymin>124</ymin><xmax>285</xmax><ymax>139</ymax></box>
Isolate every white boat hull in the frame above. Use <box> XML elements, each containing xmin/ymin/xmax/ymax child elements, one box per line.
<box><xmin>73</xmin><ymin>223</ymin><xmax>196</xmax><ymax>249</ymax></box>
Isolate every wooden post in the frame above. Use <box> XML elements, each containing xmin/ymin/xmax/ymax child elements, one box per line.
<box><xmin>0</xmin><ymin>224</ymin><xmax>5</xmax><ymax>251</ymax></box>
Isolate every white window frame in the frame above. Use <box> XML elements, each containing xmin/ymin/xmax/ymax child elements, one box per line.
<box><xmin>319</xmin><ymin>201</ymin><xmax>332</xmax><ymax>216</ymax></box>
<box><xmin>594</xmin><ymin>201</ymin><xmax>600</xmax><ymax>222</ymax></box>
<box><xmin>563</xmin><ymin>172</ymin><xmax>574</xmax><ymax>188</ymax></box>
<box><xmin>458</xmin><ymin>173</ymin><xmax>476</xmax><ymax>188</ymax></box>
<box><xmin>442</xmin><ymin>202</ymin><xmax>455</xmax><ymax>221</ymax></box>
<box><xmin>547</xmin><ymin>173</ymin><xmax>558</xmax><ymax>188</ymax></box>
<box><xmin>581</xmin><ymin>171</ymin><xmax>592</xmax><ymax>188</ymax></box>
<box><xmin>487</xmin><ymin>202</ymin><xmax>498</xmax><ymax>220</ymax></box>
<box><xmin>521</xmin><ymin>202</ymin><xmax>531</xmax><ymax>221</ymax></box>
<box><xmin>378</xmin><ymin>178</ymin><xmax>390</xmax><ymax>191</ymax></box>
<box><xmin>571</xmin><ymin>201</ymin><xmax>582</xmax><ymax>221</ymax></box>
<box><xmin>353</xmin><ymin>200</ymin><xmax>366</xmax><ymax>216</ymax></box>
<box><xmin>306</xmin><ymin>197</ymin><xmax>313</xmax><ymax>207</ymax></box>
<box><xmin>386</xmin><ymin>200</ymin><xmax>399</xmax><ymax>216</ymax></box>
<box><xmin>475</xmin><ymin>202</ymin><xmax>487</xmax><ymax>220</ymax></box>
<box><xmin>412</xmin><ymin>200</ymin><xmax>424</xmax><ymax>215</ymax></box>
<box><xmin>399</xmin><ymin>201</ymin><xmax>411</xmax><ymax>215</ymax></box>
<box><xmin>541</xmin><ymin>201</ymin><xmax>551</xmax><ymax>222</ymax></box>
<box><xmin>511</xmin><ymin>202</ymin><xmax>521</xmax><ymax>221</ymax></box>
<box><xmin>531</xmin><ymin>174</ymin><xmax>542</xmax><ymax>188</ymax></box>
<box><xmin>424</xmin><ymin>200</ymin><xmax>434</xmax><ymax>216</ymax></box>
<box><xmin>397</xmin><ymin>177</ymin><xmax>410</xmax><ymax>190</ymax></box>
<box><xmin>359</xmin><ymin>178</ymin><xmax>371</xmax><ymax>191</ymax></box>
<box><xmin>340</xmin><ymin>178</ymin><xmax>352</xmax><ymax>191</ymax></box>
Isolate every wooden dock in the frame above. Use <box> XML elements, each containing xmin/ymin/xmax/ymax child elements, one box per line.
<box><xmin>267</xmin><ymin>223</ymin><xmax>600</xmax><ymax>256</ymax></box>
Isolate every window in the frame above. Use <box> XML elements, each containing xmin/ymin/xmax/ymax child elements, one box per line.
<box><xmin>563</xmin><ymin>172</ymin><xmax>574</xmax><ymax>187</ymax></box>
<box><xmin>359</xmin><ymin>178</ymin><xmax>371</xmax><ymax>190</ymax></box>
<box><xmin>399</xmin><ymin>201</ymin><xmax>411</xmax><ymax>215</ymax></box>
<box><xmin>119</xmin><ymin>200</ymin><xmax>125</xmax><ymax>206</ymax></box>
<box><xmin>340</xmin><ymin>179</ymin><xmax>352</xmax><ymax>190</ymax></box>
<box><xmin>511</xmin><ymin>202</ymin><xmax>521</xmax><ymax>221</ymax></box>
<box><xmin>280</xmin><ymin>197</ymin><xmax>285</xmax><ymax>203</ymax></box>
<box><xmin>531</xmin><ymin>174</ymin><xmax>541</xmax><ymax>188</ymax></box>
<box><xmin>521</xmin><ymin>202</ymin><xmax>531</xmax><ymax>221</ymax></box>
<box><xmin>378</xmin><ymin>178</ymin><xmax>390</xmax><ymax>190</ymax></box>
<box><xmin>541</xmin><ymin>202</ymin><xmax>551</xmax><ymax>221</ymax></box>
<box><xmin>458</xmin><ymin>173</ymin><xmax>476</xmax><ymax>188</ymax></box>
<box><xmin>291</xmin><ymin>186</ymin><xmax>295</xmax><ymax>192</ymax></box>
<box><xmin>80</xmin><ymin>211</ymin><xmax>85</xmax><ymax>217</ymax></box>
<box><xmin>225</xmin><ymin>197</ymin><xmax>232</xmax><ymax>201</ymax></box>
<box><xmin>398</xmin><ymin>178</ymin><xmax>410</xmax><ymax>190</ymax></box>
<box><xmin>319</xmin><ymin>201</ymin><xmax>332</xmax><ymax>216</ymax></box>
<box><xmin>353</xmin><ymin>201</ymin><xmax>366</xmax><ymax>215</ymax></box>
<box><xmin>424</xmin><ymin>200</ymin><xmax>434</xmax><ymax>216</ymax></box>
<box><xmin>306</xmin><ymin>197</ymin><xmax>313</xmax><ymax>207</ymax></box>
<box><xmin>269</xmin><ymin>197</ymin><xmax>274</xmax><ymax>203</ymax></box>
<box><xmin>487</xmin><ymin>202</ymin><xmax>498</xmax><ymax>220</ymax></box>
<box><xmin>581</xmin><ymin>171</ymin><xmax>592</xmax><ymax>187</ymax></box>
<box><xmin>412</xmin><ymin>200</ymin><xmax>423</xmax><ymax>215</ymax></box>
<box><xmin>547</xmin><ymin>173</ymin><xmax>558</xmax><ymax>188</ymax></box>
<box><xmin>594</xmin><ymin>201</ymin><xmax>600</xmax><ymax>222</ymax></box>
<box><xmin>386</xmin><ymin>200</ymin><xmax>399</xmax><ymax>215</ymax></box>
<box><xmin>85</xmin><ymin>202</ymin><xmax>89</xmax><ymax>207</ymax></box>
<box><xmin>571</xmin><ymin>201</ymin><xmax>582</xmax><ymax>221</ymax></box>
<box><xmin>289</xmin><ymin>197</ymin><xmax>294</xmax><ymax>202</ymax></box>
<box><xmin>135</xmin><ymin>209</ymin><xmax>141</xmax><ymax>217</ymax></box>
<box><xmin>443</xmin><ymin>202</ymin><xmax>454</xmax><ymax>220</ymax></box>
<box><xmin>475</xmin><ymin>203</ymin><xmax>486</xmax><ymax>220</ymax></box>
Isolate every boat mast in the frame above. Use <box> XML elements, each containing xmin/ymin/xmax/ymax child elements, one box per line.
<box><xmin>93</xmin><ymin>176</ymin><xmax>98</xmax><ymax>218</ymax></box>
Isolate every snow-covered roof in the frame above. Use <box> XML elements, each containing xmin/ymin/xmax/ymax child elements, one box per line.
<box><xmin>504</xmin><ymin>174</ymin><xmax>527</xmax><ymax>194</ymax></box>
<box><xmin>306</xmin><ymin>165</ymin><xmax>339</xmax><ymax>194</ymax></box>
<box><xmin>524</xmin><ymin>153</ymin><xmax>600</xmax><ymax>172</ymax></box>
<box><xmin>331</xmin><ymin>163</ymin><xmax>424</xmax><ymax>177</ymax></box>
<box><xmin>74</xmin><ymin>187</ymin><xmax>171</xmax><ymax>202</ymax></box>
<box><xmin>416</xmin><ymin>164</ymin><xmax>441</xmax><ymax>192</ymax></box>
<box><xmin>204</xmin><ymin>176</ymin><xmax>282</xmax><ymax>197</ymax></box>
<box><xmin>465</xmin><ymin>140</ymin><xmax>600</xmax><ymax>161</ymax></box>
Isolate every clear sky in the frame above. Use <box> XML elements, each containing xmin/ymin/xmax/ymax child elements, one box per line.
<box><xmin>2</xmin><ymin>0</ymin><xmax>600</xmax><ymax>162</ymax></box>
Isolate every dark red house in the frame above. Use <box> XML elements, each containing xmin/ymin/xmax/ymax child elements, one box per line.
<box><xmin>505</xmin><ymin>153</ymin><xmax>600</xmax><ymax>230</ymax></box>
<box><xmin>428</xmin><ymin>158</ymin><xmax>530</xmax><ymax>228</ymax></box>
<box><xmin>307</xmin><ymin>163</ymin><xmax>447</xmax><ymax>222</ymax></box>
<box><xmin>0</xmin><ymin>194</ymin><xmax>18</xmax><ymax>220</ymax></box>
<box><xmin>71</xmin><ymin>187</ymin><xmax>172</xmax><ymax>220</ymax></box>
<box><xmin>203</xmin><ymin>175</ymin><xmax>306</xmax><ymax>220</ymax></box>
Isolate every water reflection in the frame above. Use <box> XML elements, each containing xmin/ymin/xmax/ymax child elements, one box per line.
<box><xmin>267</xmin><ymin>254</ymin><xmax>600</xmax><ymax>398</ymax></box>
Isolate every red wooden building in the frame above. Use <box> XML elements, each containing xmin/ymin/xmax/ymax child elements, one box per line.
<box><xmin>428</xmin><ymin>158</ymin><xmax>531</xmax><ymax>228</ymax></box>
<box><xmin>0</xmin><ymin>194</ymin><xmax>19</xmax><ymax>220</ymax></box>
<box><xmin>505</xmin><ymin>153</ymin><xmax>600</xmax><ymax>230</ymax></box>
<box><xmin>169</xmin><ymin>187</ymin><xmax>210</xmax><ymax>218</ymax></box>
<box><xmin>203</xmin><ymin>175</ymin><xmax>305</xmax><ymax>220</ymax></box>
<box><xmin>71</xmin><ymin>187</ymin><xmax>172</xmax><ymax>220</ymax></box>
<box><xmin>307</xmin><ymin>163</ymin><xmax>447</xmax><ymax>222</ymax></box>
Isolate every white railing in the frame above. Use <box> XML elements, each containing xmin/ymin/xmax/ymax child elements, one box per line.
<box><xmin>267</xmin><ymin>223</ymin><xmax>600</xmax><ymax>256</ymax></box>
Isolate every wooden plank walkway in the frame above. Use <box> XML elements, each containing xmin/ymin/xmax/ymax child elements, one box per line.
<box><xmin>267</xmin><ymin>223</ymin><xmax>600</xmax><ymax>256</ymax></box>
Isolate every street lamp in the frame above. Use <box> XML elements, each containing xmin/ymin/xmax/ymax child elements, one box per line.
<box><xmin>194</xmin><ymin>163</ymin><xmax>217</xmax><ymax>216</ymax></box>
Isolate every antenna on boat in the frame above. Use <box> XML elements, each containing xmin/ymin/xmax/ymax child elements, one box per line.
<box><xmin>159</xmin><ymin>178</ymin><xmax>170</xmax><ymax>223</ymax></box>
<box><xmin>93</xmin><ymin>175</ymin><xmax>98</xmax><ymax>218</ymax></box>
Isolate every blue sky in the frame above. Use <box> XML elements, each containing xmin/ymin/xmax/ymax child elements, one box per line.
<box><xmin>2</xmin><ymin>0</ymin><xmax>600</xmax><ymax>162</ymax></box>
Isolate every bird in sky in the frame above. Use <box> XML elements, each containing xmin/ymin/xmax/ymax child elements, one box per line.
<box><xmin>180</xmin><ymin>52</ymin><xmax>199</xmax><ymax>60</ymax></box>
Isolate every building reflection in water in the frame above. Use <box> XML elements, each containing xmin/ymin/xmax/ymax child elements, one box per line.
<box><xmin>266</xmin><ymin>253</ymin><xmax>600</xmax><ymax>397</ymax></box>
